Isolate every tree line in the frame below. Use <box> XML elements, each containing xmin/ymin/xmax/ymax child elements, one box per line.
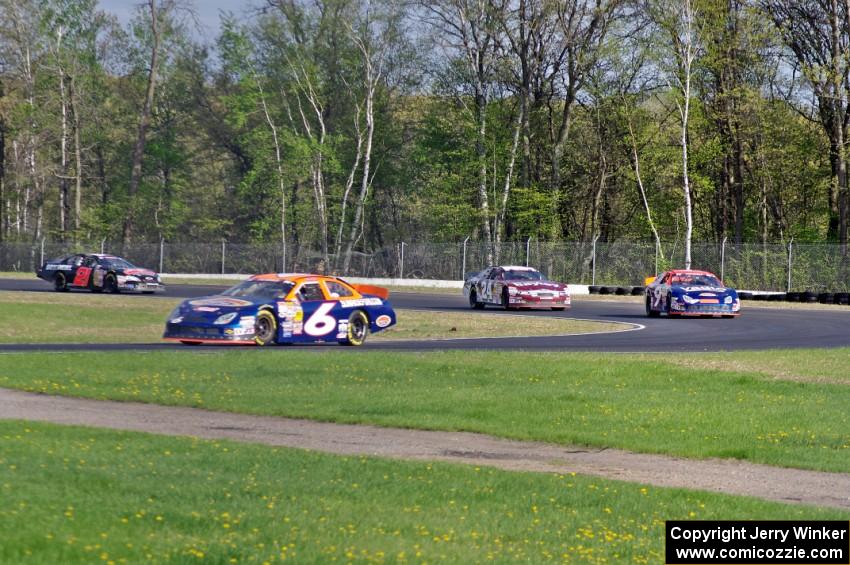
<box><xmin>0</xmin><ymin>0</ymin><xmax>847</xmax><ymax>270</ymax></box>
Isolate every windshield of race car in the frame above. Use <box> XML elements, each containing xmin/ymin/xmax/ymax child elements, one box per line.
<box><xmin>221</xmin><ymin>280</ymin><xmax>295</xmax><ymax>299</ymax></box>
<box><xmin>99</xmin><ymin>257</ymin><xmax>136</xmax><ymax>270</ymax></box>
<box><xmin>504</xmin><ymin>269</ymin><xmax>544</xmax><ymax>281</ymax></box>
<box><xmin>671</xmin><ymin>274</ymin><xmax>723</xmax><ymax>287</ymax></box>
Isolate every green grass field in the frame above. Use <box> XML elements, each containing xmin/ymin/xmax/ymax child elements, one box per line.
<box><xmin>0</xmin><ymin>420</ymin><xmax>841</xmax><ymax>564</ymax></box>
<box><xmin>0</xmin><ymin>291</ymin><xmax>622</xmax><ymax>343</ymax></box>
<box><xmin>1</xmin><ymin>349</ymin><xmax>848</xmax><ymax>473</ymax></box>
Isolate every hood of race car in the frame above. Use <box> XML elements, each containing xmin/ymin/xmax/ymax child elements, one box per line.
<box><xmin>505</xmin><ymin>280</ymin><xmax>567</xmax><ymax>291</ymax></box>
<box><xmin>672</xmin><ymin>286</ymin><xmax>738</xmax><ymax>301</ymax></box>
<box><xmin>170</xmin><ymin>295</ymin><xmax>264</xmax><ymax>324</ymax></box>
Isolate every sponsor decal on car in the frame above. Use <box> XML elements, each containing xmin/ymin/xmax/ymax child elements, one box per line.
<box><xmin>375</xmin><ymin>314</ymin><xmax>392</xmax><ymax>328</ymax></box>
<box><xmin>339</xmin><ymin>297</ymin><xmax>383</xmax><ymax>308</ymax></box>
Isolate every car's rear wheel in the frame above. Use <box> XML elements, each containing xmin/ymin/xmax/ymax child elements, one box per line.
<box><xmin>254</xmin><ymin>310</ymin><xmax>277</xmax><ymax>346</ymax></box>
<box><xmin>469</xmin><ymin>290</ymin><xmax>484</xmax><ymax>309</ymax></box>
<box><xmin>341</xmin><ymin>310</ymin><xmax>369</xmax><ymax>346</ymax></box>
<box><xmin>54</xmin><ymin>273</ymin><xmax>68</xmax><ymax>292</ymax></box>
<box><xmin>645</xmin><ymin>295</ymin><xmax>659</xmax><ymax>317</ymax></box>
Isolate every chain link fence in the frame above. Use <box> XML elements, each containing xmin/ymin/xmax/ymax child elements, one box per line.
<box><xmin>2</xmin><ymin>239</ymin><xmax>849</xmax><ymax>291</ymax></box>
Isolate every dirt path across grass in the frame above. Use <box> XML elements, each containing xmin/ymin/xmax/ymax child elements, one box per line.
<box><xmin>2</xmin><ymin>387</ymin><xmax>848</xmax><ymax>510</ymax></box>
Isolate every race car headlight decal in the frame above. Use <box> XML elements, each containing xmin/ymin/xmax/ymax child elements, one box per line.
<box><xmin>724</xmin><ymin>295</ymin><xmax>733</xmax><ymax>304</ymax></box>
<box><xmin>682</xmin><ymin>295</ymin><xmax>697</xmax><ymax>304</ymax></box>
<box><xmin>214</xmin><ymin>312</ymin><xmax>239</xmax><ymax>325</ymax></box>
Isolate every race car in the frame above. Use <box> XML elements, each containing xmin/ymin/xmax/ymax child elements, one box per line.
<box><xmin>463</xmin><ymin>265</ymin><xmax>570</xmax><ymax>310</ymax></box>
<box><xmin>36</xmin><ymin>253</ymin><xmax>164</xmax><ymax>294</ymax></box>
<box><xmin>163</xmin><ymin>273</ymin><xmax>396</xmax><ymax>346</ymax></box>
<box><xmin>645</xmin><ymin>269</ymin><xmax>740</xmax><ymax>318</ymax></box>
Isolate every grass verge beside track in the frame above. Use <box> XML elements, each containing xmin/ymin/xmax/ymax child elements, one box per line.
<box><xmin>1</xmin><ymin>349</ymin><xmax>848</xmax><ymax>473</ymax></box>
<box><xmin>0</xmin><ymin>291</ymin><xmax>621</xmax><ymax>343</ymax></box>
<box><xmin>0</xmin><ymin>420</ymin><xmax>841</xmax><ymax>564</ymax></box>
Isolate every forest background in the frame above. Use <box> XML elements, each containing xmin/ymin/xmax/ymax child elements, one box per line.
<box><xmin>1</xmin><ymin>0</ymin><xmax>848</xmax><ymax>273</ymax></box>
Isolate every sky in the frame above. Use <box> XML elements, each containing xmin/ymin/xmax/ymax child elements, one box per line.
<box><xmin>98</xmin><ymin>0</ymin><xmax>259</xmax><ymax>40</ymax></box>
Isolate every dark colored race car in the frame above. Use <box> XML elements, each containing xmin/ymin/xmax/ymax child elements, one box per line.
<box><xmin>36</xmin><ymin>253</ymin><xmax>164</xmax><ymax>294</ymax></box>
<box><xmin>163</xmin><ymin>273</ymin><xmax>397</xmax><ymax>346</ymax></box>
<box><xmin>463</xmin><ymin>265</ymin><xmax>571</xmax><ymax>310</ymax></box>
<box><xmin>645</xmin><ymin>269</ymin><xmax>740</xmax><ymax>318</ymax></box>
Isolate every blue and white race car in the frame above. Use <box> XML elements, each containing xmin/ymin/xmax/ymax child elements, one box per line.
<box><xmin>163</xmin><ymin>273</ymin><xmax>396</xmax><ymax>346</ymax></box>
<box><xmin>645</xmin><ymin>269</ymin><xmax>740</xmax><ymax>318</ymax></box>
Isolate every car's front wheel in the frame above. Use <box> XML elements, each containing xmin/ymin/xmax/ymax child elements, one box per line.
<box><xmin>502</xmin><ymin>289</ymin><xmax>513</xmax><ymax>310</ymax></box>
<box><xmin>254</xmin><ymin>310</ymin><xmax>277</xmax><ymax>346</ymax></box>
<box><xmin>54</xmin><ymin>273</ymin><xmax>68</xmax><ymax>292</ymax></box>
<box><xmin>104</xmin><ymin>274</ymin><xmax>119</xmax><ymax>294</ymax></box>
<box><xmin>341</xmin><ymin>310</ymin><xmax>369</xmax><ymax>346</ymax></box>
<box><xmin>645</xmin><ymin>295</ymin><xmax>659</xmax><ymax>317</ymax></box>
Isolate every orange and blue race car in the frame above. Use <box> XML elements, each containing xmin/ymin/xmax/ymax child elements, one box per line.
<box><xmin>645</xmin><ymin>269</ymin><xmax>740</xmax><ymax>318</ymax></box>
<box><xmin>163</xmin><ymin>273</ymin><xmax>396</xmax><ymax>346</ymax></box>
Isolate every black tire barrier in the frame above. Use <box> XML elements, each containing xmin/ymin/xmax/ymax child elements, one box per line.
<box><xmin>588</xmin><ymin>285</ymin><xmax>601</xmax><ymax>294</ymax></box>
<box><xmin>835</xmin><ymin>292</ymin><xmax>850</xmax><ymax>305</ymax></box>
<box><xmin>631</xmin><ymin>286</ymin><xmax>645</xmax><ymax>295</ymax></box>
<box><xmin>738</xmin><ymin>291</ymin><xmax>753</xmax><ymax>300</ymax></box>
<box><xmin>802</xmin><ymin>291</ymin><xmax>818</xmax><ymax>303</ymax></box>
<box><xmin>785</xmin><ymin>292</ymin><xmax>801</xmax><ymax>302</ymax></box>
<box><xmin>615</xmin><ymin>287</ymin><xmax>630</xmax><ymax>295</ymax></box>
<box><xmin>818</xmin><ymin>292</ymin><xmax>834</xmax><ymax>304</ymax></box>
<box><xmin>598</xmin><ymin>286</ymin><xmax>612</xmax><ymax>295</ymax></box>
<box><xmin>753</xmin><ymin>294</ymin><xmax>768</xmax><ymax>301</ymax></box>
<box><xmin>768</xmin><ymin>293</ymin><xmax>786</xmax><ymax>301</ymax></box>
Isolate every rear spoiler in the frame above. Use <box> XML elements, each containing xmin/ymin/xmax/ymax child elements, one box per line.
<box><xmin>352</xmin><ymin>283</ymin><xmax>390</xmax><ymax>300</ymax></box>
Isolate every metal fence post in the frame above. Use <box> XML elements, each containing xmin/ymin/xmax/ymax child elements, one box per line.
<box><xmin>461</xmin><ymin>236</ymin><xmax>470</xmax><ymax>280</ymax></box>
<box><xmin>399</xmin><ymin>241</ymin><xmax>406</xmax><ymax>279</ymax></box>
<box><xmin>159</xmin><ymin>238</ymin><xmax>165</xmax><ymax>274</ymax></box>
<box><xmin>525</xmin><ymin>237</ymin><xmax>531</xmax><ymax>267</ymax></box>
<box><xmin>654</xmin><ymin>239</ymin><xmax>659</xmax><ymax>275</ymax></box>
<box><xmin>787</xmin><ymin>237</ymin><xmax>793</xmax><ymax>292</ymax></box>
<box><xmin>591</xmin><ymin>235</ymin><xmax>599</xmax><ymax>286</ymax></box>
<box><xmin>101</xmin><ymin>238</ymin><xmax>106</xmax><ymax>254</ymax></box>
<box><xmin>40</xmin><ymin>237</ymin><xmax>45</xmax><ymax>266</ymax></box>
<box><xmin>720</xmin><ymin>236</ymin><xmax>727</xmax><ymax>283</ymax></box>
<box><xmin>221</xmin><ymin>240</ymin><xmax>226</xmax><ymax>275</ymax></box>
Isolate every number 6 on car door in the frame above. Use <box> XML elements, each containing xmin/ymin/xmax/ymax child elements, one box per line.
<box><xmin>303</xmin><ymin>302</ymin><xmax>337</xmax><ymax>336</ymax></box>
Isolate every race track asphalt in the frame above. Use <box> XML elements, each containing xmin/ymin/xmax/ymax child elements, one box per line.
<box><xmin>2</xmin><ymin>278</ymin><xmax>849</xmax><ymax>352</ymax></box>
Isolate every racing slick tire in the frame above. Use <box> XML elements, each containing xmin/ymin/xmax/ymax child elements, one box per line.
<box><xmin>254</xmin><ymin>310</ymin><xmax>277</xmax><ymax>346</ymax></box>
<box><xmin>54</xmin><ymin>273</ymin><xmax>69</xmax><ymax>292</ymax></box>
<box><xmin>645</xmin><ymin>296</ymin><xmax>660</xmax><ymax>318</ymax></box>
<box><xmin>341</xmin><ymin>310</ymin><xmax>369</xmax><ymax>346</ymax></box>
<box><xmin>664</xmin><ymin>294</ymin><xmax>673</xmax><ymax>316</ymax></box>
<box><xmin>502</xmin><ymin>288</ymin><xmax>513</xmax><ymax>310</ymax></box>
<box><xmin>104</xmin><ymin>274</ymin><xmax>119</xmax><ymax>294</ymax></box>
<box><xmin>835</xmin><ymin>292</ymin><xmax>850</xmax><ymax>305</ymax></box>
<box><xmin>468</xmin><ymin>290</ymin><xmax>484</xmax><ymax>309</ymax></box>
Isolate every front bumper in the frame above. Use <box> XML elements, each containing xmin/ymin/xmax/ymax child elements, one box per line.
<box><xmin>508</xmin><ymin>294</ymin><xmax>571</xmax><ymax>308</ymax></box>
<box><xmin>669</xmin><ymin>303</ymin><xmax>740</xmax><ymax>316</ymax></box>
<box><xmin>163</xmin><ymin>323</ymin><xmax>256</xmax><ymax>343</ymax></box>
<box><xmin>120</xmin><ymin>281</ymin><xmax>165</xmax><ymax>293</ymax></box>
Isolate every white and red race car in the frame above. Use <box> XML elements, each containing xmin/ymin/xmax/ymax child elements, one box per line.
<box><xmin>463</xmin><ymin>266</ymin><xmax>570</xmax><ymax>310</ymax></box>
